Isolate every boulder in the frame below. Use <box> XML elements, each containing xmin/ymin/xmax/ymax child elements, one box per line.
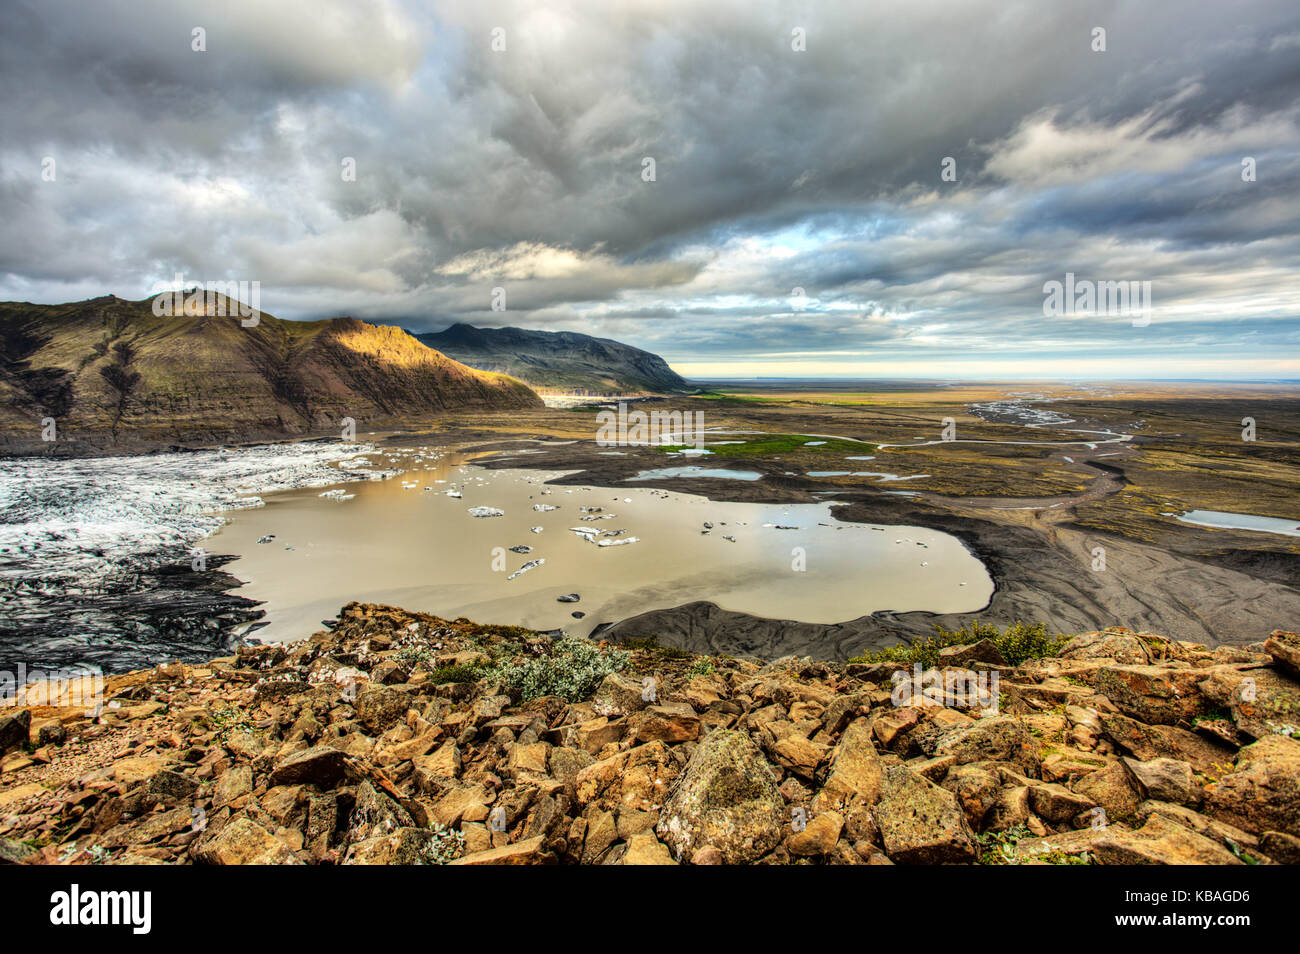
<box><xmin>1092</xmin><ymin>814</ymin><xmax>1243</xmax><ymax>865</ymax></box>
<box><xmin>1264</xmin><ymin>630</ymin><xmax>1300</xmax><ymax>680</ymax></box>
<box><xmin>786</xmin><ymin>811</ymin><xmax>844</xmax><ymax>857</ymax></box>
<box><xmin>1203</xmin><ymin>734</ymin><xmax>1300</xmax><ymax>838</ymax></box>
<box><xmin>813</xmin><ymin>720</ymin><xmax>883</xmax><ymax>812</ymax></box>
<box><xmin>1026</xmin><ymin>781</ymin><xmax>1095</xmax><ymax>825</ymax></box>
<box><xmin>213</xmin><ymin>765</ymin><xmax>253</xmax><ymax>810</ymax></box>
<box><xmin>592</xmin><ymin>673</ymin><xmax>651</xmax><ymax>717</ymax></box>
<box><xmin>620</xmin><ymin>832</ymin><xmax>678</xmax><ymax>865</ymax></box>
<box><xmin>1080</xmin><ymin>665</ymin><xmax>1210</xmax><ymax>725</ymax></box>
<box><xmin>1100</xmin><ymin>713</ymin><xmax>1233</xmax><ymax>774</ymax></box>
<box><xmin>343</xmin><ymin>827</ymin><xmax>449</xmax><ymax>864</ymax></box>
<box><xmin>1134</xmin><ymin>800</ymin><xmax>1259</xmax><ymax>852</ymax></box>
<box><xmin>197</xmin><ymin>818</ymin><xmax>302</xmax><ymax>865</ymax></box>
<box><xmin>1071</xmin><ymin>760</ymin><xmax>1141</xmax><ymax>821</ymax></box>
<box><xmin>448</xmin><ymin>835</ymin><xmax>554</xmax><ymax>865</ymax></box>
<box><xmin>269</xmin><ymin>746</ymin><xmax>348</xmax><ymax>787</ymax></box>
<box><xmin>575</xmin><ymin>741</ymin><xmax>676</xmax><ymax>813</ymax></box>
<box><xmin>934</xmin><ymin>716</ymin><xmax>1042</xmax><ymax>777</ymax></box>
<box><xmin>0</xmin><ymin>837</ymin><xmax>36</xmax><ymax>865</ymax></box>
<box><xmin>1121</xmin><ymin>757</ymin><xmax>1195</xmax><ymax>805</ymax></box>
<box><xmin>347</xmin><ymin>780</ymin><xmax>414</xmax><ymax>843</ymax></box>
<box><xmin>0</xmin><ymin>710</ymin><xmax>31</xmax><ymax>756</ymax></box>
<box><xmin>507</xmin><ymin>741</ymin><xmax>551</xmax><ymax>777</ymax></box>
<box><xmin>770</xmin><ymin>735</ymin><xmax>829</xmax><ymax>780</ymax></box>
<box><xmin>876</xmin><ymin>765</ymin><xmax>977</xmax><ymax>864</ymax></box>
<box><xmin>1260</xmin><ymin>830</ymin><xmax>1300</xmax><ymax>865</ymax></box>
<box><xmin>633</xmin><ymin>703</ymin><xmax>701</xmax><ymax>744</ymax></box>
<box><xmin>937</xmin><ymin>638</ymin><xmax>1007</xmax><ymax>667</ymax></box>
<box><xmin>147</xmin><ymin>769</ymin><xmax>199</xmax><ymax>801</ymax></box>
<box><xmin>1057</xmin><ymin>628</ymin><xmax>1153</xmax><ymax>665</ymax></box>
<box><xmin>1198</xmin><ymin>666</ymin><xmax>1300</xmax><ymax>741</ymax></box>
<box><xmin>656</xmin><ymin>730</ymin><xmax>785</xmax><ymax>864</ymax></box>
<box><xmin>941</xmin><ymin>764</ymin><xmax>1001</xmax><ymax>831</ymax></box>
<box><xmin>413</xmin><ymin>741</ymin><xmax>462</xmax><ymax>790</ymax></box>
<box><xmin>354</xmin><ymin>684</ymin><xmax>411</xmax><ymax>733</ymax></box>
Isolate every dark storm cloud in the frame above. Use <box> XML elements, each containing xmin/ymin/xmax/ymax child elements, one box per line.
<box><xmin>1</xmin><ymin>0</ymin><xmax>1298</xmax><ymax>378</ymax></box>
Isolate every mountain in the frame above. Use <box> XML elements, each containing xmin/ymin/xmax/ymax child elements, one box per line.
<box><xmin>0</xmin><ymin>295</ymin><xmax>541</xmax><ymax>453</ymax></box>
<box><xmin>413</xmin><ymin>322</ymin><xmax>689</xmax><ymax>394</ymax></box>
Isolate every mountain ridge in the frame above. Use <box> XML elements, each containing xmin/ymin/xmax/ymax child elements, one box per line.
<box><xmin>0</xmin><ymin>295</ymin><xmax>542</xmax><ymax>454</ymax></box>
<box><xmin>413</xmin><ymin>322</ymin><xmax>689</xmax><ymax>394</ymax></box>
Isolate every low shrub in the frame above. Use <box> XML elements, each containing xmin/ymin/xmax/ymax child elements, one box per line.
<box><xmin>849</xmin><ymin>621</ymin><xmax>1069</xmax><ymax>668</ymax></box>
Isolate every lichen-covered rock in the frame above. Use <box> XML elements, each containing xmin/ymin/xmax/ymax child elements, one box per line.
<box><xmin>1092</xmin><ymin>814</ymin><xmax>1243</xmax><ymax>865</ymax></box>
<box><xmin>1100</xmin><ymin>713</ymin><xmax>1233</xmax><ymax>774</ymax></box>
<box><xmin>0</xmin><ymin>710</ymin><xmax>32</xmax><ymax>756</ymax></box>
<box><xmin>1057</xmin><ymin>628</ymin><xmax>1154</xmax><ymax>665</ymax></box>
<box><xmin>1121</xmin><ymin>757</ymin><xmax>1195</xmax><ymax>805</ymax></box>
<box><xmin>269</xmin><ymin>746</ymin><xmax>349</xmax><ymax>787</ymax></box>
<box><xmin>941</xmin><ymin>764</ymin><xmax>1001</xmax><ymax>831</ymax></box>
<box><xmin>1079</xmin><ymin>665</ymin><xmax>1210</xmax><ymax>725</ymax></box>
<box><xmin>1264</xmin><ymin>630</ymin><xmax>1300</xmax><ymax>680</ymax></box>
<box><xmin>876</xmin><ymin>765</ymin><xmax>977</xmax><ymax>864</ymax></box>
<box><xmin>657</xmin><ymin>730</ymin><xmax>785</xmax><ymax>864</ymax></box>
<box><xmin>934</xmin><ymin>716</ymin><xmax>1042</xmax><ymax>777</ymax></box>
<box><xmin>1203</xmin><ymin>734</ymin><xmax>1300</xmax><ymax>838</ymax></box>
<box><xmin>343</xmin><ymin>827</ymin><xmax>449</xmax><ymax>865</ymax></box>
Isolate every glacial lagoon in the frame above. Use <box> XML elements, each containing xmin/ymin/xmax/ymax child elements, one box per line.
<box><xmin>209</xmin><ymin>446</ymin><xmax>995</xmax><ymax>642</ymax></box>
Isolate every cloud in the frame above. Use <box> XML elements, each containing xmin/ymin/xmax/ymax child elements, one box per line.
<box><xmin>1</xmin><ymin>0</ymin><xmax>1298</xmax><ymax>378</ymax></box>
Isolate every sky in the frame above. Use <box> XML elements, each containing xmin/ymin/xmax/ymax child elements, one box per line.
<box><xmin>2</xmin><ymin>0</ymin><xmax>1299</xmax><ymax>380</ymax></box>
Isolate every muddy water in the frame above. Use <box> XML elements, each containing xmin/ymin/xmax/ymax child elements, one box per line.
<box><xmin>208</xmin><ymin>447</ymin><xmax>994</xmax><ymax>643</ymax></box>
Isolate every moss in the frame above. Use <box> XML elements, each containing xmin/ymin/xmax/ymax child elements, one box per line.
<box><xmin>657</xmin><ymin>433</ymin><xmax>876</xmax><ymax>458</ymax></box>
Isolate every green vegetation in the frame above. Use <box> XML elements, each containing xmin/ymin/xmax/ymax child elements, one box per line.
<box><xmin>207</xmin><ymin>705</ymin><xmax>255</xmax><ymax>743</ymax></box>
<box><xmin>849</xmin><ymin>621</ymin><xmax>1070</xmax><ymax>668</ymax></box>
<box><xmin>657</xmin><ymin>433</ymin><xmax>876</xmax><ymax>458</ymax></box>
<box><xmin>491</xmin><ymin>636</ymin><xmax>630</xmax><ymax>702</ymax></box>
<box><xmin>1226</xmin><ymin>840</ymin><xmax>1261</xmax><ymax>865</ymax></box>
<box><xmin>425</xmin><ymin>664</ymin><xmax>486</xmax><ymax>685</ymax></box>
<box><xmin>618</xmin><ymin>635</ymin><xmax>690</xmax><ymax>659</ymax></box>
<box><xmin>686</xmin><ymin>658</ymin><xmax>716</xmax><ymax>677</ymax></box>
<box><xmin>419</xmin><ymin>825</ymin><xmax>466</xmax><ymax>864</ymax></box>
<box><xmin>977</xmin><ymin>825</ymin><xmax>1092</xmax><ymax>865</ymax></box>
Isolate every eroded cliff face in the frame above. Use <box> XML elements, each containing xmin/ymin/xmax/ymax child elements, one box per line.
<box><xmin>0</xmin><ymin>296</ymin><xmax>542</xmax><ymax>453</ymax></box>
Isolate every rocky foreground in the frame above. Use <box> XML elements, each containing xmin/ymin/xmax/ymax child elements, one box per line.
<box><xmin>2</xmin><ymin>606</ymin><xmax>1299</xmax><ymax>865</ymax></box>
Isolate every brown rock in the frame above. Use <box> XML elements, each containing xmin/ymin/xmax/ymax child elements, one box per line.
<box><xmin>620</xmin><ymin>832</ymin><xmax>678</xmax><ymax>865</ymax></box>
<box><xmin>633</xmin><ymin>703</ymin><xmax>701</xmax><ymax>743</ymax></box>
<box><xmin>447</xmin><ymin>835</ymin><xmax>554</xmax><ymax>865</ymax></box>
<box><xmin>197</xmin><ymin>817</ymin><xmax>302</xmax><ymax>865</ymax></box>
<box><xmin>268</xmin><ymin>746</ymin><xmax>348</xmax><ymax>787</ymax></box>
<box><xmin>1121</xmin><ymin>757</ymin><xmax>1196</xmax><ymax>805</ymax></box>
<box><xmin>1092</xmin><ymin>814</ymin><xmax>1242</xmax><ymax>865</ymax></box>
<box><xmin>1203</xmin><ymin>734</ymin><xmax>1300</xmax><ymax>838</ymax></box>
<box><xmin>787</xmin><ymin>811</ymin><xmax>844</xmax><ymax>856</ymax></box>
<box><xmin>875</xmin><ymin>765</ymin><xmax>977</xmax><ymax>864</ymax></box>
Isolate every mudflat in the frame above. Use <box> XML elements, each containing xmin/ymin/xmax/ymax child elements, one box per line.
<box><xmin>364</xmin><ymin>380</ymin><xmax>1299</xmax><ymax>658</ymax></box>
